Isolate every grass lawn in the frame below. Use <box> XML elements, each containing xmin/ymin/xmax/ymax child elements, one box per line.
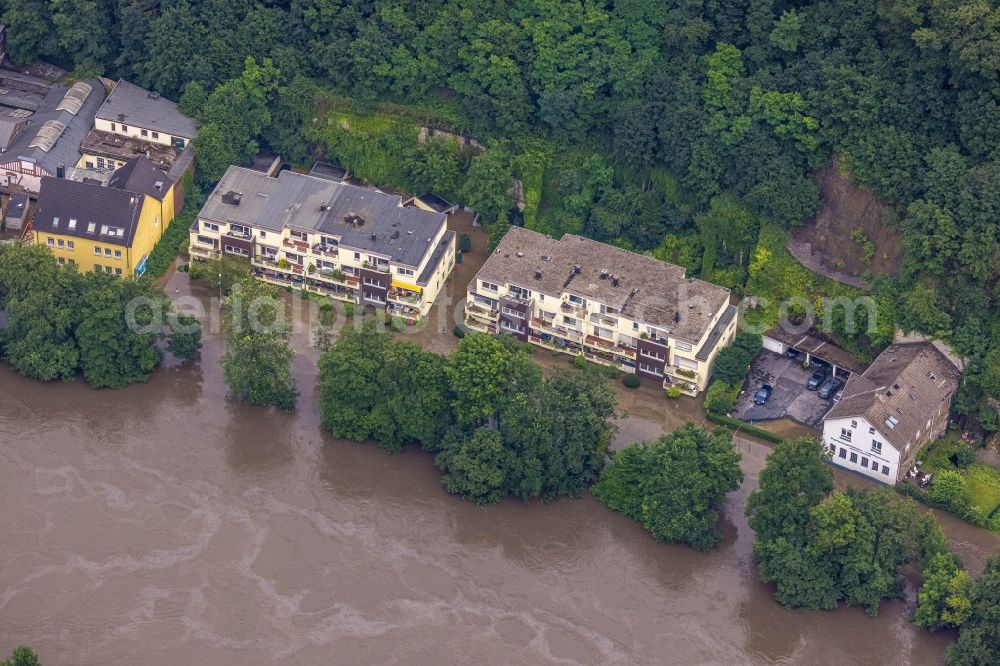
<box><xmin>919</xmin><ymin>436</ymin><xmax>1000</xmax><ymax>517</ymax></box>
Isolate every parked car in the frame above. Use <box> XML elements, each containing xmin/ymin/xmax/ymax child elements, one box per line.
<box><xmin>807</xmin><ymin>369</ymin><xmax>827</xmax><ymax>391</ymax></box>
<box><xmin>786</xmin><ymin>347</ymin><xmax>801</xmax><ymax>359</ymax></box>
<box><xmin>818</xmin><ymin>377</ymin><xmax>843</xmax><ymax>399</ymax></box>
<box><xmin>753</xmin><ymin>384</ymin><xmax>773</xmax><ymax>405</ymax></box>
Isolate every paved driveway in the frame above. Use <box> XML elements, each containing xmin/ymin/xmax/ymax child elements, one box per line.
<box><xmin>736</xmin><ymin>351</ymin><xmax>832</xmax><ymax>430</ymax></box>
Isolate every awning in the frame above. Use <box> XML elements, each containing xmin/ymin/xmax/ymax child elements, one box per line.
<box><xmin>391</xmin><ymin>279</ymin><xmax>421</xmax><ymax>292</ymax></box>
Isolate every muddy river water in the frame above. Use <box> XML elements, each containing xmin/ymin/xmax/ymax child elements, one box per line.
<box><xmin>1</xmin><ymin>264</ymin><xmax>997</xmax><ymax>665</ymax></box>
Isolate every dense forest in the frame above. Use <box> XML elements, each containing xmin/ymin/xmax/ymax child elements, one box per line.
<box><xmin>3</xmin><ymin>0</ymin><xmax>999</xmax><ymax>427</ymax></box>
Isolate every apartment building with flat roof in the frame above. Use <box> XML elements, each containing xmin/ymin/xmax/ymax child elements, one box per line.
<box><xmin>464</xmin><ymin>226</ymin><xmax>738</xmax><ymax>394</ymax></box>
<box><xmin>190</xmin><ymin>167</ymin><xmax>456</xmax><ymax>319</ymax></box>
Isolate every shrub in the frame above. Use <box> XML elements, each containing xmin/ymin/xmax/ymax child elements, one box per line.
<box><xmin>712</xmin><ymin>332</ymin><xmax>761</xmax><ymax>385</ymax></box>
<box><xmin>456</xmin><ymin>251</ymin><xmax>463</xmax><ymax>264</ymax></box>
<box><xmin>459</xmin><ymin>233</ymin><xmax>472</xmax><ymax>252</ymax></box>
<box><xmin>178</xmin><ymin>236</ymin><xmax>190</xmax><ymax>256</ymax></box>
<box><xmin>931</xmin><ymin>469</ymin><xmax>971</xmax><ymax>513</ymax></box>
<box><xmin>666</xmin><ymin>385</ymin><xmax>682</xmax><ymax>399</ymax></box>
<box><xmin>390</xmin><ymin>316</ymin><xmax>406</xmax><ymax>332</ymax></box>
<box><xmin>299</xmin><ymin>289</ymin><xmax>309</xmax><ymax>300</ymax></box>
<box><xmin>705</xmin><ymin>412</ymin><xmax>787</xmax><ymax>444</ymax></box>
<box><xmin>453</xmin><ymin>324</ymin><xmax>466</xmax><ymax>338</ymax></box>
<box><xmin>704</xmin><ymin>381</ymin><xmax>738</xmax><ymax>415</ymax></box>
<box><xmin>954</xmin><ymin>444</ymin><xmax>976</xmax><ymax>468</ymax></box>
<box><xmin>623</xmin><ymin>373</ymin><xmax>640</xmax><ymax>389</ymax></box>
<box><xmin>573</xmin><ymin>354</ymin><xmax>588</xmax><ymax>370</ymax></box>
<box><xmin>319</xmin><ymin>300</ymin><xmax>333</xmax><ymax>313</ymax></box>
<box><xmin>343</xmin><ymin>302</ymin><xmax>355</xmax><ymax>317</ymax></box>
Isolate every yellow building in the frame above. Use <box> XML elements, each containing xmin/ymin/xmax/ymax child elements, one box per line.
<box><xmin>32</xmin><ymin>157</ymin><xmax>175</xmax><ymax>276</ymax></box>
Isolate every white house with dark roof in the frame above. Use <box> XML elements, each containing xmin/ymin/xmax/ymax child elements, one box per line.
<box><xmin>822</xmin><ymin>342</ymin><xmax>961</xmax><ymax>484</ymax></box>
<box><xmin>94</xmin><ymin>80</ymin><xmax>197</xmax><ymax>149</ymax></box>
<box><xmin>465</xmin><ymin>226</ymin><xmax>738</xmax><ymax>394</ymax></box>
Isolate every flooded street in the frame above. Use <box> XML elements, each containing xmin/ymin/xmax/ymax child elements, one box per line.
<box><xmin>1</xmin><ymin>219</ymin><xmax>997</xmax><ymax>664</ymax></box>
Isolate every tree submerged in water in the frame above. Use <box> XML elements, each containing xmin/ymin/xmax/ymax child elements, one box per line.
<box><xmin>1</xmin><ymin>645</ymin><xmax>40</xmax><ymax>666</ymax></box>
<box><xmin>592</xmin><ymin>422</ymin><xmax>743</xmax><ymax>551</ymax></box>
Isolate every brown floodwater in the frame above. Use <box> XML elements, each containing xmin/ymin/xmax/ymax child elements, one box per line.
<box><xmin>1</xmin><ymin>249</ymin><xmax>998</xmax><ymax>665</ymax></box>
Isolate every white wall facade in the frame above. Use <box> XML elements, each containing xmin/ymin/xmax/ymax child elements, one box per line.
<box><xmin>95</xmin><ymin>118</ymin><xmax>188</xmax><ymax>147</ymax></box>
<box><xmin>822</xmin><ymin>415</ymin><xmax>901</xmax><ymax>484</ymax></box>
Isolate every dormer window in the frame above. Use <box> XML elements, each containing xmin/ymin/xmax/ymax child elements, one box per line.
<box><xmin>885</xmin><ymin>416</ymin><xmax>898</xmax><ymax>429</ymax></box>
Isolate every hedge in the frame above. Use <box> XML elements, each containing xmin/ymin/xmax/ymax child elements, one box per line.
<box><xmin>895</xmin><ymin>481</ymin><xmax>991</xmax><ymax>530</ymax></box>
<box><xmin>705</xmin><ymin>412</ymin><xmax>787</xmax><ymax>445</ymax></box>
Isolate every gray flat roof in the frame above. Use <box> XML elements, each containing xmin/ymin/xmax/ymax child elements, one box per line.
<box><xmin>3</xmin><ymin>78</ymin><xmax>103</xmax><ymax>176</ymax></box>
<box><xmin>199</xmin><ymin>167</ymin><xmax>448</xmax><ymax>267</ymax></box>
<box><xmin>96</xmin><ymin>80</ymin><xmax>197</xmax><ymax>139</ymax></box>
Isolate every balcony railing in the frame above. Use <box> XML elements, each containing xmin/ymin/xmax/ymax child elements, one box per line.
<box><xmin>388</xmin><ymin>288</ymin><xmax>421</xmax><ymax>305</ymax></box>
<box><xmin>585</xmin><ymin>334</ymin><xmax>615</xmax><ymax>350</ymax></box>
<box><xmin>560</xmin><ymin>302</ymin><xmax>587</xmax><ymax>317</ymax></box>
<box><xmin>589</xmin><ymin>313</ymin><xmax>619</xmax><ymax>327</ymax></box>
<box><xmin>467</xmin><ymin>302</ymin><xmax>500</xmax><ymax>320</ymax></box>
<box><xmin>503</xmin><ymin>292</ymin><xmax>534</xmax><ymax>307</ymax></box>
<box><xmin>362</xmin><ymin>262</ymin><xmax>391</xmax><ymax>274</ymax></box>
<box><xmin>313</xmin><ymin>269</ymin><xmax>359</xmax><ymax>287</ymax></box>
<box><xmin>312</xmin><ymin>243</ymin><xmax>338</xmax><ymax>257</ymax></box>
<box><xmin>665</xmin><ymin>366</ymin><xmax>700</xmax><ymax>383</ymax></box>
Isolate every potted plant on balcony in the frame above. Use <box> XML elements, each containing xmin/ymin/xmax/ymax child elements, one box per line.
<box><xmin>278</xmin><ymin>257</ymin><xmax>289</xmax><ymax>269</ymax></box>
<box><xmin>308</xmin><ymin>263</ymin><xmax>316</xmax><ymax>274</ymax></box>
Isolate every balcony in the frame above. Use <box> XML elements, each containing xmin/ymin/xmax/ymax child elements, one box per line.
<box><xmin>283</xmin><ymin>237</ymin><xmax>310</xmax><ymax>251</ymax></box>
<box><xmin>502</xmin><ymin>292</ymin><xmax>534</xmax><ymax>307</ymax></box>
<box><xmin>589</xmin><ymin>313</ymin><xmax>619</xmax><ymax>327</ymax></box>
<box><xmin>665</xmin><ymin>366</ymin><xmax>700</xmax><ymax>384</ymax></box>
<box><xmin>616</xmin><ymin>343</ymin><xmax>637</xmax><ymax>358</ymax></box>
<box><xmin>312</xmin><ymin>243</ymin><xmax>338</xmax><ymax>257</ymax></box>
<box><xmin>388</xmin><ymin>302</ymin><xmax>422</xmax><ymax>318</ymax></box>
<box><xmin>465</xmin><ymin>318</ymin><xmax>498</xmax><ymax>335</ymax></box>
<box><xmin>585</xmin><ymin>334</ymin><xmax>616</xmax><ymax>350</ymax></box>
<box><xmin>225</xmin><ymin>229</ymin><xmax>251</xmax><ymax>241</ymax></box>
<box><xmin>664</xmin><ymin>375</ymin><xmax>699</xmax><ymax>396</ymax></box>
<box><xmin>312</xmin><ymin>268</ymin><xmax>359</xmax><ymax>287</ymax></box>
<box><xmin>388</xmin><ymin>287</ymin><xmax>422</xmax><ymax>305</ymax></box>
<box><xmin>467</xmin><ymin>302</ymin><xmax>500</xmax><ymax>321</ymax></box>
<box><xmin>560</xmin><ymin>301</ymin><xmax>587</xmax><ymax>317</ymax></box>
<box><xmin>362</xmin><ymin>261</ymin><xmax>391</xmax><ymax>274</ymax></box>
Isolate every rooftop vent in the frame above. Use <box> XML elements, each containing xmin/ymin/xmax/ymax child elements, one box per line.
<box><xmin>370</xmin><ymin>232</ymin><xmax>377</xmax><ymax>241</ymax></box>
<box><xmin>611</xmin><ymin>276</ymin><xmax>620</xmax><ymax>287</ymax></box>
<box><xmin>599</xmin><ymin>269</ymin><xmax>609</xmax><ymax>279</ymax></box>
<box><xmin>320</xmin><ymin>202</ymin><xmax>328</xmax><ymax>211</ymax></box>
<box><xmin>516</xmin><ymin>251</ymin><xmax>524</xmax><ymax>258</ymax></box>
<box><xmin>541</xmin><ymin>255</ymin><xmax>552</xmax><ymax>262</ymax></box>
<box><xmin>147</xmin><ymin>91</ymin><xmax>160</xmax><ymax>99</ymax></box>
<box><xmin>928</xmin><ymin>371</ymin><xmax>937</xmax><ymax>380</ymax></box>
<box><xmin>256</xmin><ymin>192</ymin><xmax>269</xmax><ymax>198</ymax></box>
<box><xmin>221</xmin><ymin>190</ymin><xmax>242</xmax><ymax>206</ymax></box>
<box><xmin>153</xmin><ymin>180</ymin><xmax>164</xmax><ymax>191</ymax></box>
<box><xmin>573</xmin><ymin>264</ymin><xmax>581</xmax><ymax>275</ymax></box>
<box><xmin>674</xmin><ymin>312</ymin><xmax>681</xmax><ymax>323</ymax></box>
<box><xmin>534</xmin><ymin>269</ymin><xmax>542</xmax><ymax>280</ymax></box>
<box><xmin>391</xmin><ymin>230</ymin><xmax>400</xmax><ymax>240</ymax></box>
<box><xmin>117</xmin><ymin>113</ymin><xmax>125</xmax><ymax>121</ymax></box>
<box><xmin>344</xmin><ymin>212</ymin><xmax>365</xmax><ymax>226</ymax></box>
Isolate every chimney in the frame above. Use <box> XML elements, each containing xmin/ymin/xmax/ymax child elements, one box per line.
<box><xmin>56</xmin><ymin>164</ymin><xmax>65</xmax><ymax>179</ymax></box>
<box><xmin>320</xmin><ymin>202</ymin><xmax>328</xmax><ymax>211</ymax></box>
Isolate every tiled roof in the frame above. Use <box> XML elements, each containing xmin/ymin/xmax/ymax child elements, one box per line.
<box><xmin>765</xmin><ymin>326</ymin><xmax>867</xmax><ymax>375</ymax></box>
<box><xmin>107</xmin><ymin>156</ymin><xmax>172</xmax><ymax>201</ymax></box>
<box><xmin>473</xmin><ymin>226</ymin><xmax>731</xmax><ymax>344</ymax></box>
<box><xmin>34</xmin><ymin>176</ymin><xmax>144</xmax><ymax>247</ymax></box>
<box><xmin>826</xmin><ymin>342</ymin><xmax>961</xmax><ymax>451</ymax></box>
<box><xmin>95</xmin><ymin>79</ymin><xmax>198</xmax><ymax>139</ymax></box>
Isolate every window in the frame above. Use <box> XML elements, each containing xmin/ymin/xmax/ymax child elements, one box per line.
<box><xmin>364</xmin><ymin>292</ymin><xmax>385</xmax><ymax>304</ymax></box>
<box><xmin>203</xmin><ymin>222</ymin><xmax>219</xmax><ymax>232</ymax></box>
<box><xmin>94</xmin><ymin>264</ymin><xmax>102</xmax><ymax>271</ymax></box>
<box><xmin>861</xmin><ymin>457</ymin><xmax>869</xmax><ymax>468</ymax></box>
<box><xmin>840</xmin><ymin>428</ymin><xmax>852</xmax><ymax>441</ymax></box>
<box><xmin>141</xmin><ymin>129</ymin><xmax>148</xmax><ymax>137</ymax></box>
<box><xmin>639</xmin><ymin>363</ymin><xmax>663</xmax><ymax>376</ymax></box>
<box><xmin>47</xmin><ymin>237</ymin><xmax>54</xmax><ymax>246</ymax></box>
<box><xmin>68</xmin><ymin>218</ymin><xmax>77</xmax><ymax>230</ymax></box>
<box><xmin>354</xmin><ymin>252</ymin><xmax>360</xmax><ymax>260</ymax></box>
<box><xmin>85</xmin><ymin>161</ymin><xmax>94</xmax><ymax>168</ymax></box>
<box><xmin>850</xmin><ymin>452</ymin><xmax>858</xmax><ymax>463</ymax></box>
<box><xmin>114</xmin><ymin>250</ymin><xmax>121</xmax><ymax>259</ymax></box>
<box><xmin>500</xmin><ymin>320</ymin><xmax>524</xmax><ymax>334</ymax></box>
<box><xmin>633</xmin><ymin>322</ymin><xmax>639</xmax><ymax>330</ymax></box>
<box><xmin>851</xmin><ymin>420</ymin><xmax>857</xmax><ymax>428</ymax></box>
<box><xmin>52</xmin><ymin>216</ymin><xmax>59</xmax><ymax>228</ymax></box>
<box><xmin>68</xmin><ymin>259</ymin><xmax>74</xmax><ymax>265</ymax></box>
<box><xmin>104</xmin><ymin>248</ymin><xmax>112</xmax><ymax>257</ymax></box>
<box><xmin>105</xmin><ymin>266</ymin><xmax>113</xmax><ymax>274</ymax></box>
<box><xmin>87</xmin><ymin>222</ymin><xmax>96</xmax><ymax>233</ymax></box>
<box><xmin>397</xmin><ymin>267</ymin><xmax>414</xmax><ymax>277</ymax></box>
<box><xmin>501</xmin><ymin>306</ymin><xmax>524</xmax><ymax>319</ymax></box>
<box><xmin>121</xmin><ymin>124</ymin><xmax>128</xmax><ymax>132</ymax></box>
<box><xmin>481</xmin><ymin>281</ymin><xmax>499</xmax><ymax>292</ymax></box>
<box><xmin>640</xmin><ymin>348</ymin><xmax>665</xmax><ymax>361</ymax></box>
<box><xmin>675</xmin><ymin>356</ymin><xmax>698</xmax><ymax>370</ymax></box>
<box><xmin>152</xmin><ymin>132</ymin><xmax>159</xmax><ymax>139</ymax></box>
<box><xmin>674</xmin><ymin>341</ymin><xmax>693</xmax><ymax>352</ymax></box>
<box><xmin>259</xmin><ymin>231</ymin><xmax>266</xmax><ymax>238</ymax></box>
<box><xmin>828</xmin><ymin>443</ymin><xmax>836</xmax><ymax>453</ymax></box>
<box><xmin>110</xmin><ymin>123</ymin><xmax>116</xmax><ymax>132</ymax></box>
<box><xmin>563</xmin><ymin>316</ymin><xmax>577</xmax><ymax>326</ymax></box>
<box><xmin>568</xmin><ymin>294</ymin><xmax>585</xmax><ymax>306</ymax></box>
<box><xmin>115</xmin><ymin>268</ymin><xmax>122</xmax><ymax>275</ymax></box>
<box><xmin>285</xmin><ymin>252</ymin><xmax>301</xmax><ymax>264</ymax></box>
<box><xmin>593</xmin><ymin>325</ymin><xmax>613</xmax><ymax>339</ymax></box>
<box><xmin>196</xmin><ymin>235</ymin><xmax>214</xmax><ymax>246</ymax></box>
<box><xmin>869</xmin><ymin>426</ymin><xmax>876</xmax><ymax>434</ymax></box>
<box><xmin>223</xmin><ymin>244</ymin><xmax>249</xmax><ymax>257</ymax></box>
<box><xmin>882</xmin><ymin>465</ymin><xmax>890</xmax><ymax>476</ymax></box>
<box><xmin>96</xmin><ymin>157</ymin><xmax>106</xmax><ymax>169</ymax></box>
<box><xmin>93</xmin><ymin>246</ymin><xmax>101</xmax><ymax>255</ymax></box>
<box><xmin>57</xmin><ymin>239</ymin><xmax>64</xmax><ymax>248</ymax></box>
<box><xmin>871</xmin><ymin>440</ymin><xmax>882</xmax><ymax>454</ymax></box>
<box><xmin>885</xmin><ymin>416</ymin><xmax>899</xmax><ymax>429</ymax></box>
<box><xmin>839</xmin><ymin>448</ymin><xmax>847</xmax><ymax>459</ymax></box>
<box><xmin>229</xmin><ymin>224</ymin><xmax>250</xmax><ymax>237</ymax></box>
<box><xmin>57</xmin><ymin>257</ymin><xmax>65</xmax><ymax>265</ymax></box>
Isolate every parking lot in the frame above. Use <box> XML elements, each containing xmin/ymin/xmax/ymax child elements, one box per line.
<box><xmin>735</xmin><ymin>351</ymin><xmax>837</xmax><ymax>430</ymax></box>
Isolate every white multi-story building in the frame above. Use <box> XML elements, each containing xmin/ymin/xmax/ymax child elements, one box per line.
<box><xmin>464</xmin><ymin>226</ymin><xmax>737</xmax><ymax>394</ymax></box>
<box><xmin>822</xmin><ymin>342</ymin><xmax>961</xmax><ymax>484</ymax></box>
<box><xmin>189</xmin><ymin>167</ymin><xmax>455</xmax><ymax>319</ymax></box>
